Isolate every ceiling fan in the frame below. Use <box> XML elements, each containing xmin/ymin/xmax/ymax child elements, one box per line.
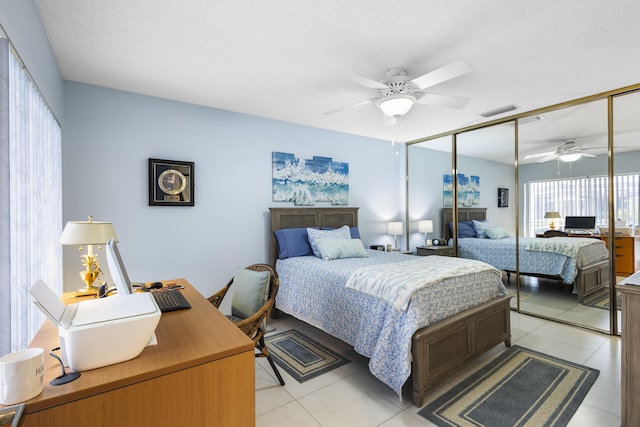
<box><xmin>524</xmin><ymin>139</ymin><xmax>602</xmax><ymax>163</ymax></box>
<box><xmin>323</xmin><ymin>60</ymin><xmax>473</xmax><ymax>119</ymax></box>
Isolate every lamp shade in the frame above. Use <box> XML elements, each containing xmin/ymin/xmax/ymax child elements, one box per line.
<box><xmin>378</xmin><ymin>95</ymin><xmax>416</xmax><ymax>117</ymax></box>
<box><xmin>59</xmin><ymin>217</ymin><xmax>117</xmax><ymax>245</ymax></box>
<box><xmin>387</xmin><ymin>221</ymin><xmax>403</xmax><ymax>235</ymax></box>
<box><xmin>544</xmin><ymin>211</ymin><xmax>561</xmax><ymax>219</ymax></box>
<box><xmin>418</xmin><ymin>220</ymin><xmax>433</xmax><ymax>234</ymax></box>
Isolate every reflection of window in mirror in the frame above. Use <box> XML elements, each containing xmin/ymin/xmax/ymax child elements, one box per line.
<box><xmin>518</xmin><ymin>101</ymin><xmax>608</xmax><ymax>237</ymax></box>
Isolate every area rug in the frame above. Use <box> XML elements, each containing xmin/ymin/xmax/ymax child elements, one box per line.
<box><xmin>583</xmin><ymin>289</ymin><xmax>621</xmax><ymax>311</ymax></box>
<box><xmin>419</xmin><ymin>345</ymin><xmax>599</xmax><ymax>427</ymax></box>
<box><xmin>264</xmin><ymin>329</ymin><xmax>350</xmax><ymax>383</ymax></box>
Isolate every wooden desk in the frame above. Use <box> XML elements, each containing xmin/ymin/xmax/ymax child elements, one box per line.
<box><xmin>2</xmin><ymin>279</ymin><xmax>255</xmax><ymax>426</ymax></box>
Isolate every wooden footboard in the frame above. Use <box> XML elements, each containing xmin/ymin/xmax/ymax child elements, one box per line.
<box><xmin>575</xmin><ymin>259</ymin><xmax>610</xmax><ymax>303</ymax></box>
<box><xmin>411</xmin><ymin>295</ymin><xmax>511</xmax><ymax>407</ymax></box>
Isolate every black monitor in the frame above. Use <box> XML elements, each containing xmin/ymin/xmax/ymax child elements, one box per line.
<box><xmin>564</xmin><ymin>216</ymin><xmax>596</xmax><ymax>230</ymax></box>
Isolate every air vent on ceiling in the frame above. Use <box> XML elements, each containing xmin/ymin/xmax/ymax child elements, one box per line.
<box><xmin>480</xmin><ymin>105</ymin><xmax>517</xmax><ymax>118</ymax></box>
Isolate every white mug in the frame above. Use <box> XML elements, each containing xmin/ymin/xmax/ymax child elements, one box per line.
<box><xmin>0</xmin><ymin>347</ymin><xmax>45</xmax><ymax>405</ymax></box>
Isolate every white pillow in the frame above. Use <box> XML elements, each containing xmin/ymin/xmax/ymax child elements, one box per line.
<box><xmin>307</xmin><ymin>225</ymin><xmax>351</xmax><ymax>257</ymax></box>
<box><xmin>316</xmin><ymin>238</ymin><xmax>369</xmax><ymax>260</ymax></box>
<box><xmin>472</xmin><ymin>220</ymin><xmax>493</xmax><ymax>238</ymax></box>
<box><xmin>485</xmin><ymin>226</ymin><xmax>510</xmax><ymax>239</ymax></box>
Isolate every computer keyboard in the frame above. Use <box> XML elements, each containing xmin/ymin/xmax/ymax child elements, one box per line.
<box><xmin>152</xmin><ymin>289</ymin><xmax>191</xmax><ymax>312</ymax></box>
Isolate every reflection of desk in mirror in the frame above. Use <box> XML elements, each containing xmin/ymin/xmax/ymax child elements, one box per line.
<box><xmin>11</xmin><ymin>279</ymin><xmax>255</xmax><ymax>427</ymax></box>
<box><xmin>535</xmin><ymin>233</ymin><xmax>639</xmax><ymax>277</ymax></box>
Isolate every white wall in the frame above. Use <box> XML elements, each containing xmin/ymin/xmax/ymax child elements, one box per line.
<box><xmin>62</xmin><ymin>82</ymin><xmax>404</xmax><ymax>297</ymax></box>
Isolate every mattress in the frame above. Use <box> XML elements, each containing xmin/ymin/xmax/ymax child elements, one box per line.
<box><xmin>275</xmin><ymin>250</ymin><xmax>505</xmax><ymax>397</ymax></box>
<box><xmin>457</xmin><ymin>236</ymin><xmax>609</xmax><ymax>284</ymax></box>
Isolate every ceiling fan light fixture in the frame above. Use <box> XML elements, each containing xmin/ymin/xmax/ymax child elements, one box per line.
<box><xmin>378</xmin><ymin>95</ymin><xmax>416</xmax><ymax>117</ymax></box>
<box><xmin>559</xmin><ymin>153</ymin><xmax>582</xmax><ymax>162</ymax></box>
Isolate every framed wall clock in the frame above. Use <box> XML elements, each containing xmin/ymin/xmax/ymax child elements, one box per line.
<box><xmin>148</xmin><ymin>158</ymin><xmax>194</xmax><ymax>206</ymax></box>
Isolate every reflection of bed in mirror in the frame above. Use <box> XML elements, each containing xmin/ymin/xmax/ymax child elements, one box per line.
<box><xmin>442</xmin><ymin>207</ymin><xmax>610</xmax><ymax>303</ymax></box>
<box><xmin>270</xmin><ymin>207</ymin><xmax>511</xmax><ymax>407</ymax></box>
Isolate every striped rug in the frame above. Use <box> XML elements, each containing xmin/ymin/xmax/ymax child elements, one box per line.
<box><xmin>419</xmin><ymin>345</ymin><xmax>599</xmax><ymax>427</ymax></box>
<box><xmin>265</xmin><ymin>329</ymin><xmax>349</xmax><ymax>382</ymax></box>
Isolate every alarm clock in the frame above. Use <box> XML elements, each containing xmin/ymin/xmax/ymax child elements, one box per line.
<box><xmin>432</xmin><ymin>239</ymin><xmax>441</xmax><ymax>246</ymax></box>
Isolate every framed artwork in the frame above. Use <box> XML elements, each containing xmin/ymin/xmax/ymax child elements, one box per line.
<box><xmin>443</xmin><ymin>173</ymin><xmax>480</xmax><ymax>206</ymax></box>
<box><xmin>148</xmin><ymin>158</ymin><xmax>194</xmax><ymax>206</ymax></box>
<box><xmin>498</xmin><ymin>187</ymin><xmax>509</xmax><ymax>207</ymax></box>
<box><xmin>272</xmin><ymin>152</ymin><xmax>349</xmax><ymax>206</ymax></box>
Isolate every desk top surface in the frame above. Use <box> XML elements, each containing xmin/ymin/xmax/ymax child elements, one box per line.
<box><xmin>9</xmin><ymin>278</ymin><xmax>253</xmax><ymax>414</ymax></box>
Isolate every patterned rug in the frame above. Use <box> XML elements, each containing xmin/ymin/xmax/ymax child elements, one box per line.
<box><xmin>419</xmin><ymin>345</ymin><xmax>599</xmax><ymax>427</ymax></box>
<box><xmin>264</xmin><ymin>329</ymin><xmax>350</xmax><ymax>383</ymax></box>
<box><xmin>583</xmin><ymin>289</ymin><xmax>622</xmax><ymax>311</ymax></box>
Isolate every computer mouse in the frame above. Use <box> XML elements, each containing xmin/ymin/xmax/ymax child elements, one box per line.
<box><xmin>146</xmin><ymin>282</ymin><xmax>163</xmax><ymax>290</ymax></box>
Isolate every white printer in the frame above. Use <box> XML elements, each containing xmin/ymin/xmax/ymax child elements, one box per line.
<box><xmin>29</xmin><ymin>280</ymin><xmax>161</xmax><ymax>371</ymax></box>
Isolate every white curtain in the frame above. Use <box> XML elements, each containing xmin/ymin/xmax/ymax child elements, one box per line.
<box><xmin>0</xmin><ymin>38</ymin><xmax>62</xmax><ymax>355</ymax></box>
<box><xmin>525</xmin><ymin>173</ymin><xmax>640</xmax><ymax>236</ymax></box>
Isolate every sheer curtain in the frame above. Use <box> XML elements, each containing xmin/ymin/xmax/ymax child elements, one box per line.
<box><xmin>0</xmin><ymin>38</ymin><xmax>62</xmax><ymax>355</ymax></box>
<box><xmin>524</xmin><ymin>174</ymin><xmax>640</xmax><ymax>236</ymax></box>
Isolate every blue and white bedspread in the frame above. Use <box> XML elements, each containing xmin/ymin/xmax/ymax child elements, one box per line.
<box><xmin>457</xmin><ymin>237</ymin><xmax>608</xmax><ymax>285</ymax></box>
<box><xmin>345</xmin><ymin>256</ymin><xmax>501</xmax><ymax>311</ymax></box>
<box><xmin>275</xmin><ymin>250</ymin><xmax>506</xmax><ymax>398</ymax></box>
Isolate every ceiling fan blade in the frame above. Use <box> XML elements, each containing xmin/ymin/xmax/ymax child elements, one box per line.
<box><xmin>524</xmin><ymin>151</ymin><xmax>556</xmax><ymax>160</ymax></box>
<box><xmin>416</xmin><ymin>92</ymin><xmax>470</xmax><ymax>109</ymax></box>
<box><xmin>537</xmin><ymin>154</ymin><xmax>559</xmax><ymax>163</ymax></box>
<box><xmin>341</xmin><ymin>73</ymin><xmax>388</xmax><ymax>90</ymax></box>
<box><xmin>581</xmin><ymin>152</ymin><xmax>596</xmax><ymax>158</ymax></box>
<box><xmin>323</xmin><ymin>98</ymin><xmax>376</xmax><ymax>115</ymax></box>
<box><xmin>410</xmin><ymin>60</ymin><xmax>473</xmax><ymax>90</ymax></box>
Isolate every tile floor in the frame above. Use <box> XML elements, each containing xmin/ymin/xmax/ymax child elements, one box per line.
<box><xmin>255</xmin><ymin>311</ymin><xmax>621</xmax><ymax>427</ymax></box>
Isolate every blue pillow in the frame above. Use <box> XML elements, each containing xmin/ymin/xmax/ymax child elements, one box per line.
<box><xmin>458</xmin><ymin>221</ymin><xmax>477</xmax><ymax>238</ymax></box>
<box><xmin>307</xmin><ymin>225</ymin><xmax>351</xmax><ymax>257</ymax></box>
<box><xmin>472</xmin><ymin>220</ymin><xmax>493</xmax><ymax>238</ymax></box>
<box><xmin>274</xmin><ymin>227</ymin><xmax>314</xmax><ymax>259</ymax></box>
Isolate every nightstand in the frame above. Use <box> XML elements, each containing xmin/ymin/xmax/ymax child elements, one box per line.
<box><xmin>416</xmin><ymin>246</ymin><xmax>454</xmax><ymax>257</ymax></box>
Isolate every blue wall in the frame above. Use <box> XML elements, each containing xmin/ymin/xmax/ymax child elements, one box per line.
<box><xmin>62</xmin><ymin>82</ymin><xmax>405</xmax><ymax>296</ymax></box>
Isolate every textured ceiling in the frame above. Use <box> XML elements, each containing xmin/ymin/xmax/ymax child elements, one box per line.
<box><xmin>35</xmin><ymin>0</ymin><xmax>640</xmax><ymax>159</ymax></box>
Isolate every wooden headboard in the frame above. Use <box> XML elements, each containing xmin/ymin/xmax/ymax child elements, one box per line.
<box><xmin>269</xmin><ymin>207</ymin><xmax>359</xmax><ymax>266</ymax></box>
<box><xmin>441</xmin><ymin>207</ymin><xmax>487</xmax><ymax>240</ymax></box>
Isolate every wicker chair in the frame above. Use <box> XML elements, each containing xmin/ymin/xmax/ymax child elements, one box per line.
<box><xmin>208</xmin><ymin>263</ymin><xmax>284</xmax><ymax>386</ymax></box>
<box><xmin>543</xmin><ymin>229</ymin><xmax>569</xmax><ymax>237</ymax></box>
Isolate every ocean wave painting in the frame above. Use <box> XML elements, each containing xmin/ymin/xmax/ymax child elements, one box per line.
<box><xmin>272</xmin><ymin>152</ymin><xmax>349</xmax><ymax>206</ymax></box>
<box><xmin>443</xmin><ymin>173</ymin><xmax>480</xmax><ymax>206</ymax></box>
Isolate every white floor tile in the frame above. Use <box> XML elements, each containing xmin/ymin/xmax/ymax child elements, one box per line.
<box><xmin>259</xmin><ymin>311</ymin><xmax>621</xmax><ymax>426</ymax></box>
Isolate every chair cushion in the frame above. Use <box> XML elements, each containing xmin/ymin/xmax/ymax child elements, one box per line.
<box><xmin>231</xmin><ymin>268</ymin><xmax>270</xmax><ymax>319</ymax></box>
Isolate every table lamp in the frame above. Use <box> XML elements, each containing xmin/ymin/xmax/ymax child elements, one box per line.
<box><xmin>59</xmin><ymin>215</ymin><xmax>117</xmax><ymax>296</ymax></box>
<box><xmin>418</xmin><ymin>220</ymin><xmax>434</xmax><ymax>246</ymax></box>
<box><xmin>387</xmin><ymin>221</ymin><xmax>403</xmax><ymax>250</ymax></box>
<box><xmin>544</xmin><ymin>211</ymin><xmax>561</xmax><ymax>230</ymax></box>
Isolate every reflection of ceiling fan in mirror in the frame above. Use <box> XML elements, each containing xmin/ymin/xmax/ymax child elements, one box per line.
<box><xmin>524</xmin><ymin>139</ymin><xmax>604</xmax><ymax>163</ymax></box>
<box><xmin>323</xmin><ymin>60</ymin><xmax>472</xmax><ymax>122</ymax></box>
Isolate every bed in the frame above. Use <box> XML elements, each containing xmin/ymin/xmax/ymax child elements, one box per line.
<box><xmin>441</xmin><ymin>207</ymin><xmax>610</xmax><ymax>303</ymax></box>
<box><xmin>269</xmin><ymin>207</ymin><xmax>511</xmax><ymax>407</ymax></box>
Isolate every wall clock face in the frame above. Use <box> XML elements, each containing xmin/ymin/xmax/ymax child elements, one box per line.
<box><xmin>158</xmin><ymin>169</ymin><xmax>187</xmax><ymax>195</ymax></box>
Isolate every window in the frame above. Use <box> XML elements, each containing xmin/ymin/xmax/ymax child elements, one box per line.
<box><xmin>0</xmin><ymin>38</ymin><xmax>62</xmax><ymax>355</ymax></box>
<box><xmin>524</xmin><ymin>174</ymin><xmax>640</xmax><ymax>236</ymax></box>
